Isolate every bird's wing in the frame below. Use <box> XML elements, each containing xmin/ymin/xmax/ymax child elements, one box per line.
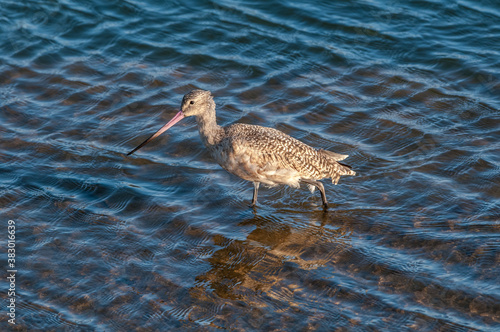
<box><xmin>225</xmin><ymin>124</ymin><xmax>322</xmax><ymax>175</ymax></box>
<box><xmin>319</xmin><ymin>149</ymin><xmax>348</xmax><ymax>161</ymax></box>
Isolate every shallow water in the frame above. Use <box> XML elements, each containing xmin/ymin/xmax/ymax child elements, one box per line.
<box><xmin>1</xmin><ymin>0</ymin><xmax>499</xmax><ymax>330</ymax></box>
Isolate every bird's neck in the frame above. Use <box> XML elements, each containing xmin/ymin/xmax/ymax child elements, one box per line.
<box><xmin>195</xmin><ymin>102</ymin><xmax>223</xmax><ymax>147</ymax></box>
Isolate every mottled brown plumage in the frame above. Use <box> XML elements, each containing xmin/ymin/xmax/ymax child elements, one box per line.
<box><xmin>128</xmin><ymin>89</ymin><xmax>355</xmax><ymax>208</ymax></box>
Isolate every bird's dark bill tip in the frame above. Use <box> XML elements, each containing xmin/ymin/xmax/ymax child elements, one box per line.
<box><xmin>126</xmin><ymin>146</ymin><xmax>141</xmax><ymax>156</ymax></box>
<box><xmin>127</xmin><ymin>143</ymin><xmax>147</xmax><ymax>156</ymax></box>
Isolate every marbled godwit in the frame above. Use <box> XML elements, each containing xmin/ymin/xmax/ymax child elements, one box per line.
<box><xmin>127</xmin><ymin>90</ymin><xmax>355</xmax><ymax>209</ymax></box>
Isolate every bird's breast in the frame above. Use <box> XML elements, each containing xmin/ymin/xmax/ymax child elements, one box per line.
<box><xmin>207</xmin><ymin>140</ymin><xmax>301</xmax><ymax>187</ymax></box>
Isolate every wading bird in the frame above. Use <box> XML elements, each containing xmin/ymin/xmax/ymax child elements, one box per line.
<box><xmin>127</xmin><ymin>90</ymin><xmax>355</xmax><ymax>209</ymax></box>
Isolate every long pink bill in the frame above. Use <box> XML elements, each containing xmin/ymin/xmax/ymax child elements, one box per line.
<box><xmin>127</xmin><ymin>111</ymin><xmax>185</xmax><ymax>156</ymax></box>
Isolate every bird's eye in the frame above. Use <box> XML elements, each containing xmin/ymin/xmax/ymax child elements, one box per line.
<box><xmin>190</xmin><ymin>101</ymin><xmax>195</xmax><ymax>105</ymax></box>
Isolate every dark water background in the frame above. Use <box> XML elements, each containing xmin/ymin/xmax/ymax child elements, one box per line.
<box><xmin>1</xmin><ymin>0</ymin><xmax>499</xmax><ymax>330</ymax></box>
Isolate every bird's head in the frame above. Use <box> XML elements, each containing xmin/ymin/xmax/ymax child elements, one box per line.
<box><xmin>127</xmin><ymin>89</ymin><xmax>214</xmax><ymax>156</ymax></box>
<box><xmin>180</xmin><ymin>89</ymin><xmax>214</xmax><ymax>117</ymax></box>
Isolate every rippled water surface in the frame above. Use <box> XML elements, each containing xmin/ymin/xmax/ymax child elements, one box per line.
<box><xmin>1</xmin><ymin>0</ymin><xmax>500</xmax><ymax>330</ymax></box>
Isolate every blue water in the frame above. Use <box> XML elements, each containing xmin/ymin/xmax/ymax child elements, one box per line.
<box><xmin>1</xmin><ymin>0</ymin><xmax>499</xmax><ymax>330</ymax></box>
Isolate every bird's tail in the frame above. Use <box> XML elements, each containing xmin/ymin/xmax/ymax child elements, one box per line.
<box><xmin>319</xmin><ymin>149</ymin><xmax>356</xmax><ymax>184</ymax></box>
<box><xmin>331</xmin><ymin>162</ymin><xmax>356</xmax><ymax>184</ymax></box>
<box><xmin>338</xmin><ymin>162</ymin><xmax>356</xmax><ymax>176</ymax></box>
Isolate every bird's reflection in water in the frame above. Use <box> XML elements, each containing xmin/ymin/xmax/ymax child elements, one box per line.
<box><xmin>193</xmin><ymin>209</ymin><xmax>353</xmax><ymax>302</ymax></box>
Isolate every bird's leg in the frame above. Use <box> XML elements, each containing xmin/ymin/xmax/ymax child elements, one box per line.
<box><xmin>316</xmin><ymin>181</ymin><xmax>328</xmax><ymax>209</ymax></box>
<box><xmin>301</xmin><ymin>180</ymin><xmax>328</xmax><ymax>209</ymax></box>
<box><xmin>250</xmin><ymin>182</ymin><xmax>260</xmax><ymax>208</ymax></box>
